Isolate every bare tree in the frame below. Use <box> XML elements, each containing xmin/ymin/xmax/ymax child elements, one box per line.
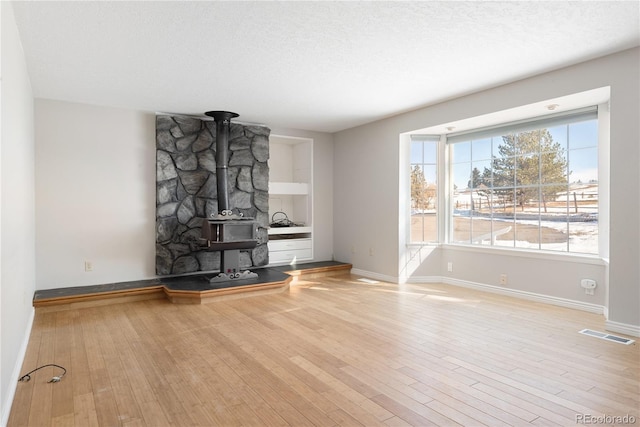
<box><xmin>411</xmin><ymin>165</ymin><xmax>436</xmax><ymax>211</ymax></box>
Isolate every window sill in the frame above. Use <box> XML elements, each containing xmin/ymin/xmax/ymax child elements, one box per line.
<box><xmin>407</xmin><ymin>242</ymin><xmax>440</xmax><ymax>248</ymax></box>
<box><xmin>440</xmin><ymin>243</ymin><xmax>606</xmax><ymax>265</ymax></box>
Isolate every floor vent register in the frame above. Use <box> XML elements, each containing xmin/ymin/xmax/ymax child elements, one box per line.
<box><xmin>579</xmin><ymin>329</ymin><xmax>635</xmax><ymax>345</ymax></box>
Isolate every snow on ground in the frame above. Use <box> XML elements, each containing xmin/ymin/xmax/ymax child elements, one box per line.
<box><xmin>487</xmin><ymin>217</ymin><xmax>598</xmax><ymax>254</ymax></box>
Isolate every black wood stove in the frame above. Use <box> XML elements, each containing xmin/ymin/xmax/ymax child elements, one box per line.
<box><xmin>201</xmin><ymin>111</ymin><xmax>259</xmax><ymax>282</ymax></box>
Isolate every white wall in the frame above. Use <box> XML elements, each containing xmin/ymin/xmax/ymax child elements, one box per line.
<box><xmin>334</xmin><ymin>119</ymin><xmax>397</xmax><ymax>277</ymax></box>
<box><xmin>31</xmin><ymin>111</ymin><xmax>335</xmax><ymax>291</ymax></box>
<box><xmin>35</xmin><ymin>100</ymin><xmax>157</xmax><ymax>289</ymax></box>
<box><xmin>606</xmin><ymin>50</ymin><xmax>640</xmax><ymax>333</ymax></box>
<box><xmin>1</xmin><ymin>1</ymin><xmax>36</xmax><ymax>423</ymax></box>
<box><xmin>334</xmin><ymin>48</ymin><xmax>639</xmax><ymax>333</ymax></box>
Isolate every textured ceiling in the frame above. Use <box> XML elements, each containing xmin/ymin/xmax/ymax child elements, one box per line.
<box><xmin>11</xmin><ymin>1</ymin><xmax>640</xmax><ymax>133</ymax></box>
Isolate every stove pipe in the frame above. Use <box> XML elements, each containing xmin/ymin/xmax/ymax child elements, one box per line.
<box><xmin>204</xmin><ymin>110</ymin><xmax>239</xmax><ymax>214</ymax></box>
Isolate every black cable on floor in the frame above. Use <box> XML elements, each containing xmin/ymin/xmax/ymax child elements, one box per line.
<box><xmin>19</xmin><ymin>364</ymin><xmax>67</xmax><ymax>383</ymax></box>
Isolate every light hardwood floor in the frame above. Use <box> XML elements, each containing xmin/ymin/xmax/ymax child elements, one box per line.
<box><xmin>9</xmin><ymin>275</ymin><xmax>639</xmax><ymax>426</ymax></box>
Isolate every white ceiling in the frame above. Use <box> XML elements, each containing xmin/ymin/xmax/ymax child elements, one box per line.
<box><xmin>11</xmin><ymin>1</ymin><xmax>639</xmax><ymax>133</ymax></box>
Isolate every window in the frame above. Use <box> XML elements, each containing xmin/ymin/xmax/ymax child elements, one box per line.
<box><xmin>410</xmin><ymin>136</ymin><xmax>439</xmax><ymax>243</ymax></box>
<box><xmin>449</xmin><ymin>107</ymin><xmax>598</xmax><ymax>254</ymax></box>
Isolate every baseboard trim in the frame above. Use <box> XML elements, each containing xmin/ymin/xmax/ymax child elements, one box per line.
<box><xmin>350</xmin><ymin>271</ymin><xmax>606</xmax><ymax>315</ymax></box>
<box><xmin>350</xmin><ymin>268</ymin><xmax>398</xmax><ymax>284</ymax></box>
<box><xmin>401</xmin><ymin>275</ymin><xmax>443</xmax><ymax>284</ymax></box>
<box><xmin>605</xmin><ymin>319</ymin><xmax>640</xmax><ymax>337</ymax></box>
<box><xmin>341</xmin><ymin>270</ymin><xmax>634</xmax><ymax>336</ymax></box>
<box><xmin>440</xmin><ymin>277</ymin><xmax>605</xmax><ymax>314</ymax></box>
<box><xmin>1</xmin><ymin>308</ymin><xmax>35</xmax><ymax>427</ymax></box>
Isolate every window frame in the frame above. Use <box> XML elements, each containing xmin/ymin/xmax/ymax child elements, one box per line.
<box><xmin>446</xmin><ymin>106</ymin><xmax>600</xmax><ymax>255</ymax></box>
<box><xmin>408</xmin><ymin>135</ymin><xmax>441</xmax><ymax>245</ymax></box>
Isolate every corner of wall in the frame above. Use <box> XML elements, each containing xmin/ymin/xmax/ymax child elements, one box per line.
<box><xmin>1</xmin><ymin>0</ymin><xmax>37</xmax><ymax>422</ymax></box>
<box><xmin>0</xmin><ymin>309</ymin><xmax>34</xmax><ymax>427</ymax></box>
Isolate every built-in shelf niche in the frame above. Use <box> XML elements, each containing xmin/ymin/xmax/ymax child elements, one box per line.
<box><xmin>268</xmin><ymin>135</ymin><xmax>313</xmax><ymax>264</ymax></box>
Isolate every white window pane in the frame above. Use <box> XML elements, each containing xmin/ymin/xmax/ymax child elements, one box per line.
<box><xmin>452</xmin><ymin>214</ymin><xmax>471</xmax><ymax>244</ymax></box>
<box><xmin>410</xmin><ymin>139</ymin><xmax>438</xmax><ymax>243</ymax></box>
<box><xmin>472</xmin><ymin>138</ymin><xmax>492</xmax><ymax>160</ymax></box>
<box><xmin>541</xmin><ymin>149</ymin><xmax>568</xmax><ymax>186</ymax></box>
<box><xmin>515</xmin><ymin>222</ymin><xmax>540</xmax><ymax>249</ymax></box>
<box><xmin>411</xmin><ymin>212</ymin><xmax>436</xmax><ymax>243</ymax></box>
<box><xmin>548</xmin><ymin>125</ymin><xmax>568</xmax><ymax>151</ymax></box>
<box><xmin>470</xmin><ymin>160</ymin><xmax>491</xmax><ymax>189</ymax></box>
<box><xmin>470</xmin><ymin>217</ymin><xmax>493</xmax><ymax>245</ymax></box>
<box><xmin>452</xmin><ymin>141</ymin><xmax>471</xmax><ymax>163</ymax></box>
<box><xmin>569</xmin><ymin>216</ymin><xmax>598</xmax><ymax>254</ymax></box>
<box><xmin>452</xmin><ymin>162</ymin><xmax>471</xmax><ymax>190</ymax></box>
<box><xmin>516</xmin><ymin>154</ymin><xmax>540</xmax><ymax>187</ymax></box>
<box><xmin>515</xmin><ymin>130</ymin><xmax>542</xmax><ymax>155</ymax></box>
<box><xmin>540</xmin><ymin>219</ymin><xmax>569</xmax><ymax>252</ymax></box>
<box><xmin>423</xmin><ymin>165</ymin><xmax>437</xmax><ymax>184</ymax></box>
<box><xmin>424</xmin><ymin>142</ymin><xmax>437</xmax><ymax>163</ymax></box>
<box><xmin>569</xmin><ymin>147</ymin><xmax>598</xmax><ymax>183</ymax></box>
<box><xmin>410</xmin><ymin>141</ymin><xmax>423</xmax><ymax>164</ymax></box>
<box><xmin>568</xmin><ymin>121</ymin><xmax>598</xmax><ymax>149</ymax></box>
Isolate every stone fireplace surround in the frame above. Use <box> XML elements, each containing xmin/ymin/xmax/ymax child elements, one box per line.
<box><xmin>155</xmin><ymin>115</ymin><xmax>270</xmax><ymax>275</ymax></box>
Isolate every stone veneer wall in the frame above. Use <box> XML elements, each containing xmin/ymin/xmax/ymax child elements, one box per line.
<box><xmin>155</xmin><ymin>115</ymin><xmax>270</xmax><ymax>275</ymax></box>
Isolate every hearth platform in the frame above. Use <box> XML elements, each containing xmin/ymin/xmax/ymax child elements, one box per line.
<box><xmin>33</xmin><ymin>261</ymin><xmax>352</xmax><ymax>308</ymax></box>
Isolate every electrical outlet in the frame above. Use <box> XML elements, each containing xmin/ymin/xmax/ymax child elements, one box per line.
<box><xmin>447</xmin><ymin>262</ymin><xmax>453</xmax><ymax>272</ymax></box>
<box><xmin>580</xmin><ymin>279</ymin><xmax>596</xmax><ymax>295</ymax></box>
<box><xmin>499</xmin><ymin>274</ymin><xmax>507</xmax><ymax>285</ymax></box>
<box><xmin>84</xmin><ymin>261</ymin><xmax>93</xmax><ymax>272</ymax></box>
<box><xmin>369</xmin><ymin>247</ymin><xmax>374</xmax><ymax>256</ymax></box>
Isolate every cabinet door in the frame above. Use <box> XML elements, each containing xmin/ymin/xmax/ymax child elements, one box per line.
<box><xmin>269</xmin><ymin>249</ymin><xmax>313</xmax><ymax>263</ymax></box>
<box><xmin>268</xmin><ymin>239</ymin><xmax>312</xmax><ymax>251</ymax></box>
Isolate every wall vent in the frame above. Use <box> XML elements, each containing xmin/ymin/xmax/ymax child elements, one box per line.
<box><xmin>579</xmin><ymin>329</ymin><xmax>635</xmax><ymax>345</ymax></box>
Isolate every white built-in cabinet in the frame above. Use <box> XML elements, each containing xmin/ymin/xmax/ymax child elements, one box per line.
<box><xmin>268</xmin><ymin>135</ymin><xmax>313</xmax><ymax>265</ymax></box>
